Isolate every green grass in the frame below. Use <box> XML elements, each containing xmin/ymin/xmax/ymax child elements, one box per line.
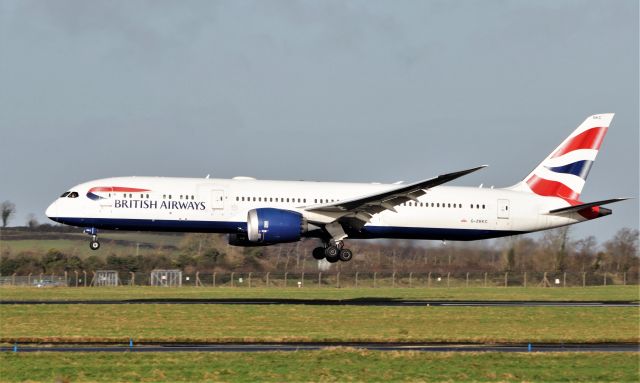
<box><xmin>1</xmin><ymin>285</ymin><xmax>638</xmax><ymax>302</ymax></box>
<box><xmin>1</xmin><ymin>304</ymin><xmax>637</xmax><ymax>343</ymax></box>
<box><xmin>1</xmin><ymin>351</ymin><xmax>638</xmax><ymax>382</ymax></box>
<box><xmin>0</xmin><ymin>232</ymin><xmax>182</xmax><ymax>254</ymax></box>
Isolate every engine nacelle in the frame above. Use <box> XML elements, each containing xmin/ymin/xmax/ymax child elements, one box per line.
<box><xmin>247</xmin><ymin>208</ymin><xmax>305</xmax><ymax>244</ymax></box>
<box><xmin>228</xmin><ymin>233</ymin><xmax>269</xmax><ymax>247</ymax></box>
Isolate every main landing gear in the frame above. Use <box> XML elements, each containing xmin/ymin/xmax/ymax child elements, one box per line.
<box><xmin>84</xmin><ymin>227</ymin><xmax>100</xmax><ymax>250</ymax></box>
<box><xmin>312</xmin><ymin>241</ymin><xmax>353</xmax><ymax>263</ymax></box>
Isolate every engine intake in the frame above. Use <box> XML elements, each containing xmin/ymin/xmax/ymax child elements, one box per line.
<box><xmin>247</xmin><ymin>208</ymin><xmax>305</xmax><ymax>244</ymax></box>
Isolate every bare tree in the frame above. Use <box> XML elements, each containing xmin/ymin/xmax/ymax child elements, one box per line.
<box><xmin>1</xmin><ymin>201</ymin><xmax>16</xmax><ymax>228</ymax></box>
<box><xmin>26</xmin><ymin>213</ymin><xmax>39</xmax><ymax>229</ymax></box>
<box><xmin>604</xmin><ymin>228</ymin><xmax>639</xmax><ymax>272</ymax></box>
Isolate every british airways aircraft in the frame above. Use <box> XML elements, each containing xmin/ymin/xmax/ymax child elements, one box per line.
<box><xmin>46</xmin><ymin>114</ymin><xmax>627</xmax><ymax>263</ymax></box>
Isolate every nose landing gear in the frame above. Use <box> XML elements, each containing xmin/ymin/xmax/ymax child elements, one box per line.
<box><xmin>84</xmin><ymin>227</ymin><xmax>100</xmax><ymax>250</ymax></box>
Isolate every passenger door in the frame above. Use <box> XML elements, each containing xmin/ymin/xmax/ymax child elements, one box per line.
<box><xmin>496</xmin><ymin>199</ymin><xmax>511</xmax><ymax>230</ymax></box>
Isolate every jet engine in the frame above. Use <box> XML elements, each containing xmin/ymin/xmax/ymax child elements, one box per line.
<box><xmin>246</xmin><ymin>208</ymin><xmax>306</xmax><ymax>244</ymax></box>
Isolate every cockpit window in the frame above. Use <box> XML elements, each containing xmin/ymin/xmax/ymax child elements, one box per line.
<box><xmin>60</xmin><ymin>192</ymin><xmax>70</xmax><ymax>198</ymax></box>
<box><xmin>68</xmin><ymin>192</ymin><xmax>79</xmax><ymax>198</ymax></box>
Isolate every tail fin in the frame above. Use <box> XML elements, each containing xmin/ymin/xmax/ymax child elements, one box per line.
<box><xmin>512</xmin><ymin>113</ymin><xmax>614</xmax><ymax>201</ymax></box>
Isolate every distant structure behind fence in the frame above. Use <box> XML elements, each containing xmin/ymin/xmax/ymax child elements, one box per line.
<box><xmin>92</xmin><ymin>270</ymin><xmax>119</xmax><ymax>287</ymax></box>
<box><xmin>150</xmin><ymin>269</ymin><xmax>182</xmax><ymax>287</ymax></box>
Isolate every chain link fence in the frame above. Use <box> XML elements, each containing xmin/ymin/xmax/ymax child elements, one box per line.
<box><xmin>1</xmin><ymin>270</ymin><xmax>636</xmax><ymax>288</ymax></box>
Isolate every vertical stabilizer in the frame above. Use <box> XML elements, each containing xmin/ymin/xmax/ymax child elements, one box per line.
<box><xmin>511</xmin><ymin>113</ymin><xmax>614</xmax><ymax>201</ymax></box>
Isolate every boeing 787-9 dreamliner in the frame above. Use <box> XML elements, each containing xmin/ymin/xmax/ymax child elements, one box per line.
<box><xmin>46</xmin><ymin>114</ymin><xmax>627</xmax><ymax>262</ymax></box>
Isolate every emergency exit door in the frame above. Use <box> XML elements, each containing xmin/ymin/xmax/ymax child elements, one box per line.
<box><xmin>497</xmin><ymin>199</ymin><xmax>510</xmax><ymax>219</ymax></box>
<box><xmin>210</xmin><ymin>190</ymin><xmax>225</xmax><ymax>209</ymax></box>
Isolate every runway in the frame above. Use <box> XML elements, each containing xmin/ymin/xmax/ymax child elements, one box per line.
<box><xmin>1</xmin><ymin>342</ymin><xmax>637</xmax><ymax>353</ymax></box>
<box><xmin>1</xmin><ymin>298</ymin><xmax>637</xmax><ymax>307</ymax></box>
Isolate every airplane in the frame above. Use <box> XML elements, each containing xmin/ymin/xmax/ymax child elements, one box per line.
<box><xmin>46</xmin><ymin>113</ymin><xmax>628</xmax><ymax>263</ymax></box>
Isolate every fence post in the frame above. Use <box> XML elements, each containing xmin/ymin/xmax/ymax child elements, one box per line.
<box><xmin>83</xmin><ymin>271</ymin><xmax>87</xmax><ymax>287</ymax></box>
<box><xmin>392</xmin><ymin>272</ymin><xmax>396</xmax><ymax>288</ymax></box>
<box><xmin>318</xmin><ymin>272</ymin><xmax>321</xmax><ymax>287</ymax></box>
<box><xmin>447</xmin><ymin>272</ymin><xmax>450</xmax><ymax>288</ymax></box>
<box><xmin>623</xmin><ymin>272</ymin><xmax>626</xmax><ymax>286</ymax></box>
<box><xmin>284</xmin><ymin>272</ymin><xmax>288</xmax><ymax>288</ymax></box>
<box><xmin>12</xmin><ymin>273</ymin><xmax>15</xmax><ymax>286</ymax></box>
<box><xmin>337</xmin><ymin>272</ymin><xmax>340</xmax><ymax>288</ymax></box>
<box><xmin>523</xmin><ymin>272</ymin><xmax>527</xmax><ymax>288</ymax></box>
<box><xmin>504</xmin><ymin>272</ymin><xmax>508</xmax><ymax>288</ymax></box>
<box><xmin>266</xmin><ymin>272</ymin><xmax>269</xmax><ymax>287</ymax></box>
<box><xmin>582</xmin><ymin>272</ymin><xmax>586</xmax><ymax>287</ymax></box>
<box><xmin>248</xmin><ymin>272</ymin><xmax>252</xmax><ymax>288</ymax></box>
<box><xmin>427</xmin><ymin>272</ymin><xmax>431</xmax><ymax>288</ymax></box>
<box><xmin>28</xmin><ymin>273</ymin><xmax>32</xmax><ymax>286</ymax></box>
<box><xmin>64</xmin><ymin>271</ymin><xmax>68</xmax><ymax>286</ymax></box>
<box><xmin>213</xmin><ymin>272</ymin><xmax>216</xmax><ymax>287</ymax></box>
<box><xmin>373</xmin><ymin>272</ymin><xmax>377</xmax><ymax>288</ymax></box>
<box><xmin>409</xmin><ymin>272</ymin><xmax>413</xmax><ymax>288</ymax></box>
<box><xmin>484</xmin><ymin>272</ymin><xmax>487</xmax><ymax>287</ymax></box>
<box><xmin>230</xmin><ymin>272</ymin><xmax>234</xmax><ymax>287</ymax></box>
<box><xmin>355</xmin><ymin>272</ymin><xmax>358</xmax><ymax>288</ymax></box>
<box><xmin>603</xmin><ymin>272</ymin><xmax>607</xmax><ymax>286</ymax></box>
<box><xmin>301</xmin><ymin>272</ymin><xmax>304</xmax><ymax>288</ymax></box>
<box><xmin>74</xmin><ymin>271</ymin><xmax>78</xmax><ymax>287</ymax></box>
<box><xmin>563</xmin><ymin>272</ymin><xmax>566</xmax><ymax>288</ymax></box>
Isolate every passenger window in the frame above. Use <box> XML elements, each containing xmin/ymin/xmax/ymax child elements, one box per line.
<box><xmin>437</xmin><ymin>203</ymin><xmax>440</xmax><ymax>207</ymax></box>
<box><xmin>68</xmin><ymin>192</ymin><xmax>79</xmax><ymax>198</ymax></box>
<box><xmin>470</xmin><ymin>204</ymin><xmax>473</xmax><ymax>209</ymax></box>
<box><xmin>60</xmin><ymin>192</ymin><xmax>70</xmax><ymax>198</ymax></box>
<box><xmin>482</xmin><ymin>204</ymin><xmax>485</xmax><ymax>209</ymax></box>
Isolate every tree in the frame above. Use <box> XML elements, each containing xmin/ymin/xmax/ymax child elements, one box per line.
<box><xmin>604</xmin><ymin>228</ymin><xmax>639</xmax><ymax>272</ymax></box>
<box><xmin>26</xmin><ymin>213</ymin><xmax>38</xmax><ymax>229</ymax></box>
<box><xmin>1</xmin><ymin>201</ymin><xmax>16</xmax><ymax>227</ymax></box>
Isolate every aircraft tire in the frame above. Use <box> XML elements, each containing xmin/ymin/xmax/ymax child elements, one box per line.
<box><xmin>338</xmin><ymin>249</ymin><xmax>353</xmax><ymax>262</ymax></box>
<box><xmin>324</xmin><ymin>246</ymin><xmax>339</xmax><ymax>258</ymax></box>
<box><xmin>312</xmin><ymin>247</ymin><xmax>325</xmax><ymax>260</ymax></box>
<box><xmin>90</xmin><ymin>241</ymin><xmax>100</xmax><ymax>251</ymax></box>
<box><xmin>326</xmin><ymin>255</ymin><xmax>339</xmax><ymax>263</ymax></box>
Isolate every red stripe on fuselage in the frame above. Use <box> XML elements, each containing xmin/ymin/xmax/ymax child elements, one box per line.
<box><xmin>526</xmin><ymin>175</ymin><xmax>579</xmax><ymax>201</ymax></box>
<box><xmin>551</xmin><ymin>127</ymin><xmax>607</xmax><ymax>158</ymax></box>
<box><xmin>88</xmin><ymin>187</ymin><xmax>151</xmax><ymax>193</ymax></box>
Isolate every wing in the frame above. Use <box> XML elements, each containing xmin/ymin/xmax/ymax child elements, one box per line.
<box><xmin>305</xmin><ymin>165</ymin><xmax>487</xmax><ymax>227</ymax></box>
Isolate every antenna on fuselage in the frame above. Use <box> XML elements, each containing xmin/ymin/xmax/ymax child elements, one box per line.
<box><xmin>205</xmin><ymin>174</ymin><xmax>210</xmax><ymax>179</ymax></box>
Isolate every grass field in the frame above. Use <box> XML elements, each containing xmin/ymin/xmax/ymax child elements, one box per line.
<box><xmin>1</xmin><ymin>232</ymin><xmax>182</xmax><ymax>255</ymax></box>
<box><xmin>1</xmin><ymin>351</ymin><xmax>638</xmax><ymax>382</ymax></box>
<box><xmin>1</xmin><ymin>285</ymin><xmax>638</xmax><ymax>301</ymax></box>
<box><xmin>1</xmin><ymin>304</ymin><xmax>637</xmax><ymax>343</ymax></box>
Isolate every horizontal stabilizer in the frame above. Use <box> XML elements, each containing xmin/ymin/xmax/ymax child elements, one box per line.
<box><xmin>548</xmin><ymin>198</ymin><xmax>629</xmax><ymax>214</ymax></box>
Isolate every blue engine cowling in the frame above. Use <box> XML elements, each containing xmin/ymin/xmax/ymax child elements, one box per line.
<box><xmin>247</xmin><ymin>208</ymin><xmax>305</xmax><ymax>243</ymax></box>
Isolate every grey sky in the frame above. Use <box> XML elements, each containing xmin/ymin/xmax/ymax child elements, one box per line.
<box><xmin>0</xmin><ymin>0</ymin><xmax>637</xmax><ymax>243</ymax></box>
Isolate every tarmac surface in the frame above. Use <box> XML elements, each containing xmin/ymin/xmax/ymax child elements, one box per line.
<box><xmin>1</xmin><ymin>342</ymin><xmax>637</xmax><ymax>353</ymax></box>
<box><xmin>1</xmin><ymin>298</ymin><xmax>638</xmax><ymax>307</ymax></box>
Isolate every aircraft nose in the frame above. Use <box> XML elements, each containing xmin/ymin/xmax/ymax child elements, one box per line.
<box><xmin>45</xmin><ymin>201</ymin><xmax>57</xmax><ymax>219</ymax></box>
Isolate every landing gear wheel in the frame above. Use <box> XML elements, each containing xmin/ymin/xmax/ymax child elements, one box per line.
<box><xmin>338</xmin><ymin>249</ymin><xmax>353</xmax><ymax>262</ymax></box>
<box><xmin>312</xmin><ymin>247</ymin><xmax>325</xmax><ymax>260</ymax></box>
<box><xmin>325</xmin><ymin>246</ymin><xmax>339</xmax><ymax>258</ymax></box>
<box><xmin>90</xmin><ymin>241</ymin><xmax>100</xmax><ymax>251</ymax></box>
<box><xmin>326</xmin><ymin>254</ymin><xmax>339</xmax><ymax>263</ymax></box>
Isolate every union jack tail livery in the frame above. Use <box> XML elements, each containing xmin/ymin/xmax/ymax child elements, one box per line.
<box><xmin>516</xmin><ymin>113</ymin><xmax>614</xmax><ymax>202</ymax></box>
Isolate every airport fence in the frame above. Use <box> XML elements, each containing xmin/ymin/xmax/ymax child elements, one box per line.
<box><xmin>0</xmin><ymin>270</ymin><xmax>637</xmax><ymax>288</ymax></box>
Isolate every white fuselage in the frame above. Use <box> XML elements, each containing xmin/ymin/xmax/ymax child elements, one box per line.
<box><xmin>46</xmin><ymin>176</ymin><xmax>588</xmax><ymax>242</ymax></box>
